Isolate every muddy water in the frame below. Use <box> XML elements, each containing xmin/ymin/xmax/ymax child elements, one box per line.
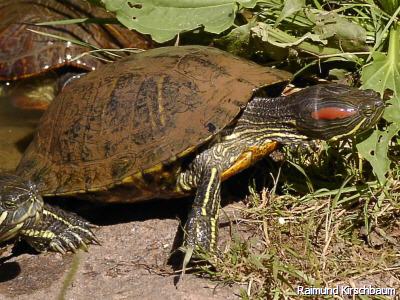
<box><xmin>0</xmin><ymin>96</ymin><xmax>43</xmax><ymax>172</ymax></box>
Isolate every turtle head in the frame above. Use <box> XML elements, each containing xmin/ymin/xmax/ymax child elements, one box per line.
<box><xmin>0</xmin><ymin>174</ymin><xmax>43</xmax><ymax>242</ymax></box>
<box><xmin>294</xmin><ymin>84</ymin><xmax>384</xmax><ymax>141</ymax></box>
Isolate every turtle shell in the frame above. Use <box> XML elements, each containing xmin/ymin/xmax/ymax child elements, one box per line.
<box><xmin>0</xmin><ymin>0</ymin><xmax>151</xmax><ymax>81</ymax></box>
<box><xmin>16</xmin><ymin>46</ymin><xmax>292</xmax><ymax>196</ymax></box>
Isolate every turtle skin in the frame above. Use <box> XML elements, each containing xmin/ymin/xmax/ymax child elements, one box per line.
<box><xmin>0</xmin><ymin>46</ymin><xmax>384</xmax><ymax>257</ymax></box>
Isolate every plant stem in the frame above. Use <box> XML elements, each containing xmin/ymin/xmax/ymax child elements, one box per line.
<box><xmin>387</xmin><ymin>24</ymin><xmax>400</xmax><ymax>63</ymax></box>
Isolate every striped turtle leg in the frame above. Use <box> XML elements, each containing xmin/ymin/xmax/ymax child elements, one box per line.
<box><xmin>0</xmin><ymin>174</ymin><xmax>99</xmax><ymax>254</ymax></box>
<box><xmin>184</xmin><ymin>166</ymin><xmax>221</xmax><ymax>252</ymax></box>
<box><xmin>20</xmin><ymin>205</ymin><xmax>99</xmax><ymax>254</ymax></box>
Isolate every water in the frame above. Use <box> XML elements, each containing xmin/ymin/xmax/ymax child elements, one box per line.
<box><xmin>0</xmin><ymin>95</ymin><xmax>43</xmax><ymax>172</ymax></box>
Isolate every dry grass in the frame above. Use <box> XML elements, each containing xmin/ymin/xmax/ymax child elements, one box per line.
<box><xmin>195</xmin><ymin>141</ymin><xmax>400</xmax><ymax>299</ymax></box>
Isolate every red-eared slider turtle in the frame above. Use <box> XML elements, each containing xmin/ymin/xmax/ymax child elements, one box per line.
<box><xmin>0</xmin><ymin>0</ymin><xmax>151</xmax><ymax>110</ymax></box>
<box><xmin>0</xmin><ymin>46</ymin><xmax>384</xmax><ymax>255</ymax></box>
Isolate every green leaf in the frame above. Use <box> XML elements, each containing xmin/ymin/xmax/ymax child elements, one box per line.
<box><xmin>361</xmin><ymin>27</ymin><xmax>400</xmax><ymax>96</ymax></box>
<box><xmin>251</xmin><ymin>22</ymin><xmax>346</xmax><ymax>56</ymax></box>
<box><xmin>313</xmin><ymin>12</ymin><xmax>367</xmax><ymax>51</ymax></box>
<box><xmin>383</xmin><ymin>96</ymin><xmax>400</xmax><ymax>123</ymax></box>
<box><xmin>36</xmin><ymin>18</ymin><xmax>117</xmax><ymax>26</ymax></box>
<box><xmin>239</xmin><ymin>0</ymin><xmax>268</xmax><ymax>8</ymax></box>
<box><xmin>359</xmin><ymin>27</ymin><xmax>400</xmax><ymax>184</ymax></box>
<box><xmin>214</xmin><ymin>23</ymin><xmax>253</xmax><ymax>57</ymax></box>
<box><xmin>275</xmin><ymin>0</ymin><xmax>305</xmax><ymax>25</ymax></box>
<box><xmin>36</xmin><ymin>18</ymin><xmax>89</xmax><ymax>25</ymax></box>
<box><xmin>356</xmin><ymin>123</ymin><xmax>400</xmax><ymax>184</ymax></box>
<box><xmin>101</xmin><ymin>0</ymin><xmax>266</xmax><ymax>43</ymax></box>
<box><xmin>328</xmin><ymin>68</ymin><xmax>350</xmax><ymax>81</ymax></box>
<box><xmin>374</xmin><ymin>0</ymin><xmax>400</xmax><ymax>15</ymax></box>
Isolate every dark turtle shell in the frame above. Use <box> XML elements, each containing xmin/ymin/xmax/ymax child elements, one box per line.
<box><xmin>0</xmin><ymin>0</ymin><xmax>151</xmax><ymax>81</ymax></box>
<box><xmin>16</xmin><ymin>46</ymin><xmax>292</xmax><ymax>197</ymax></box>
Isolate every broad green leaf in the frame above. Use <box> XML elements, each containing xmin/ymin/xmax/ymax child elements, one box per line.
<box><xmin>361</xmin><ymin>27</ymin><xmax>400</xmax><ymax>96</ymax></box>
<box><xmin>356</xmin><ymin>123</ymin><xmax>400</xmax><ymax>184</ymax></box>
<box><xmin>251</xmin><ymin>22</ymin><xmax>346</xmax><ymax>56</ymax></box>
<box><xmin>101</xmin><ymin>0</ymin><xmax>267</xmax><ymax>43</ymax></box>
<box><xmin>313</xmin><ymin>12</ymin><xmax>367</xmax><ymax>51</ymax></box>
<box><xmin>359</xmin><ymin>28</ymin><xmax>400</xmax><ymax>184</ymax></box>
<box><xmin>239</xmin><ymin>0</ymin><xmax>268</xmax><ymax>7</ymax></box>
<box><xmin>383</xmin><ymin>96</ymin><xmax>400</xmax><ymax>123</ymax></box>
<box><xmin>275</xmin><ymin>0</ymin><xmax>305</xmax><ymax>25</ymax></box>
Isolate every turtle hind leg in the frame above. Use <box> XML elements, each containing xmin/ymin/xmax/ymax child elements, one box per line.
<box><xmin>20</xmin><ymin>205</ymin><xmax>99</xmax><ymax>254</ymax></box>
<box><xmin>183</xmin><ymin>166</ymin><xmax>221</xmax><ymax>252</ymax></box>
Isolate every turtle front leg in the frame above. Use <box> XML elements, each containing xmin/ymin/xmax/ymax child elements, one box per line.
<box><xmin>184</xmin><ymin>167</ymin><xmax>221</xmax><ymax>252</ymax></box>
<box><xmin>20</xmin><ymin>204</ymin><xmax>99</xmax><ymax>254</ymax></box>
<box><xmin>0</xmin><ymin>174</ymin><xmax>98</xmax><ymax>254</ymax></box>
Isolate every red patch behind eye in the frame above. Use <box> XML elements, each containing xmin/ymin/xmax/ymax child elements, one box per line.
<box><xmin>311</xmin><ymin>107</ymin><xmax>356</xmax><ymax>120</ymax></box>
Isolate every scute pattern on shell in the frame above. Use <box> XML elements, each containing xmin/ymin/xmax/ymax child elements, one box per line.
<box><xmin>16</xmin><ymin>46</ymin><xmax>292</xmax><ymax>196</ymax></box>
<box><xmin>0</xmin><ymin>0</ymin><xmax>151</xmax><ymax>80</ymax></box>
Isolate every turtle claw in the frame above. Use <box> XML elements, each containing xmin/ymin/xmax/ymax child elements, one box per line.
<box><xmin>49</xmin><ymin>225</ymin><xmax>98</xmax><ymax>254</ymax></box>
<box><xmin>21</xmin><ymin>205</ymin><xmax>100</xmax><ymax>254</ymax></box>
<box><xmin>52</xmin><ymin>243</ymin><xmax>66</xmax><ymax>255</ymax></box>
<box><xmin>80</xmin><ymin>241</ymin><xmax>88</xmax><ymax>252</ymax></box>
<box><xmin>91</xmin><ymin>235</ymin><xmax>101</xmax><ymax>246</ymax></box>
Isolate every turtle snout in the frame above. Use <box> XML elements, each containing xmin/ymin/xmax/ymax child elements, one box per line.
<box><xmin>372</xmin><ymin>98</ymin><xmax>384</xmax><ymax>109</ymax></box>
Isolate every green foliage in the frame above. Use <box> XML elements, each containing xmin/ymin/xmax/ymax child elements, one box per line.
<box><xmin>101</xmin><ymin>0</ymin><xmax>266</xmax><ymax>42</ymax></box>
<box><xmin>361</xmin><ymin>27</ymin><xmax>400</xmax><ymax>97</ymax></box>
<box><xmin>214</xmin><ymin>23</ymin><xmax>253</xmax><ymax>57</ymax></box>
<box><xmin>374</xmin><ymin>0</ymin><xmax>400</xmax><ymax>15</ymax></box>
<box><xmin>313</xmin><ymin>12</ymin><xmax>368</xmax><ymax>51</ymax></box>
<box><xmin>356</xmin><ymin>124</ymin><xmax>399</xmax><ymax>184</ymax></box>
<box><xmin>359</xmin><ymin>26</ymin><xmax>400</xmax><ymax>183</ymax></box>
<box><xmin>275</xmin><ymin>0</ymin><xmax>305</xmax><ymax>25</ymax></box>
<box><xmin>384</xmin><ymin>97</ymin><xmax>400</xmax><ymax>123</ymax></box>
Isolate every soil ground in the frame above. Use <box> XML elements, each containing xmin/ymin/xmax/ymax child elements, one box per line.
<box><xmin>0</xmin><ymin>200</ymin><xmax>241</xmax><ymax>300</ymax></box>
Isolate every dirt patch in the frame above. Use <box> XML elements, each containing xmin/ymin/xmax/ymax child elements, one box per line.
<box><xmin>0</xmin><ymin>210</ymin><xmax>241</xmax><ymax>300</ymax></box>
<box><xmin>0</xmin><ymin>254</ymin><xmax>72</xmax><ymax>297</ymax></box>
